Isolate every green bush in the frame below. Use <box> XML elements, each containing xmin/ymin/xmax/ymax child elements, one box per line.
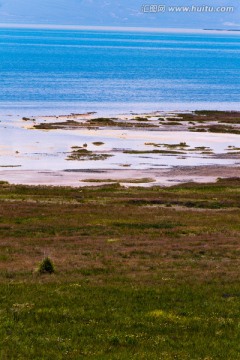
<box><xmin>38</xmin><ymin>257</ymin><xmax>55</xmax><ymax>274</ymax></box>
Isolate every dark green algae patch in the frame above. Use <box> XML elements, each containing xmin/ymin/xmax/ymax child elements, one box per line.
<box><xmin>66</xmin><ymin>148</ymin><xmax>113</xmax><ymax>161</ymax></box>
<box><xmin>32</xmin><ymin>111</ymin><xmax>240</xmax><ymax>135</ymax></box>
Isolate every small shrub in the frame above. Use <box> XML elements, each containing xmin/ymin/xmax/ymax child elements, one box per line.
<box><xmin>109</xmin><ymin>336</ymin><xmax>121</xmax><ymax>346</ymax></box>
<box><xmin>38</xmin><ymin>257</ymin><xmax>55</xmax><ymax>274</ymax></box>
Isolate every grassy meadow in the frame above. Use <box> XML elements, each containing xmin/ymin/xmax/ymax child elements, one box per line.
<box><xmin>0</xmin><ymin>179</ymin><xmax>239</xmax><ymax>359</ymax></box>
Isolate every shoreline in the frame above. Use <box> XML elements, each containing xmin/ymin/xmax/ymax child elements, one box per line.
<box><xmin>1</xmin><ymin>109</ymin><xmax>240</xmax><ymax>187</ymax></box>
<box><xmin>1</xmin><ymin>102</ymin><xmax>240</xmax><ymax>118</ymax></box>
<box><xmin>2</xmin><ymin>24</ymin><xmax>240</xmax><ymax>36</ymax></box>
<box><xmin>0</xmin><ymin>165</ymin><xmax>239</xmax><ymax>188</ymax></box>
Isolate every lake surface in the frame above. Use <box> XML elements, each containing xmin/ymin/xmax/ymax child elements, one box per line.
<box><xmin>0</xmin><ymin>28</ymin><xmax>240</xmax><ymax>115</ymax></box>
<box><xmin>0</xmin><ymin>27</ymin><xmax>240</xmax><ymax>184</ymax></box>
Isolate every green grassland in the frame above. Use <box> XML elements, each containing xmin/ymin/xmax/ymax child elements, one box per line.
<box><xmin>0</xmin><ymin>179</ymin><xmax>239</xmax><ymax>359</ymax></box>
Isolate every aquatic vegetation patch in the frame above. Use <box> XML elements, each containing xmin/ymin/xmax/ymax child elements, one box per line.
<box><xmin>134</xmin><ymin>116</ymin><xmax>149</xmax><ymax>121</ymax></box>
<box><xmin>92</xmin><ymin>142</ymin><xmax>105</xmax><ymax>146</ymax></box>
<box><xmin>87</xmin><ymin>117</ymin><xmax>116</xmax><ymax>126</ymax></box>
<box><xmin>81</xmin><ymin>178</ymin><xmax>154</xmax><ymax>184</ymax></box>
<box><xmin>227</xmin><ymin>146</ymin><xmax>240</xmax><ymax>151</ymax></box>
<box><xmin>34</xmin><ymin>120</ymin><xmax>87</xmax><ymax>130</ymax></box>
<box><xmin>123</xmin><ymin>149</ymin><xmax>185</xmax><ymax>155</ymax></box>
<box><xmin>34</xmin><ymin>117</ymin><xmax>158</xmax><ymax>130</ymax></box>
<box><xmin>207</xmin><ymin>125</ymin><xmax>240</xmax><ymax>134</ymax></box>
<box><xmin>66</xmin><ymin>148</ymin><xmax>113</xmax><ymax>161</ymax></box>
<box><xmin>190</xmin><ymin>125</ymin><xmax>240</xmax><ymax>134</ymax></box>
<box><xmin>162</xmin><ymin>121</ymin><xmax>182</xmax><ymax>126</ymax></box>
<box><xmin>0</xmin><ymin>165</ymin><xmax>22</xmax><ymax>168</ymax></box>
<box><xmin>88</xmin><ymin>117</ymin><xmax>157</xmax><ymax>128</ymax></box>
<box><xmin>32</xmin><ymin>111</ymin><xmax>240</xmax><ymax>135</ymax></box>
<box><xmin>145</xmin><ymin>142</ymin><xmax>189</xmax><ymax>149</ymax></box>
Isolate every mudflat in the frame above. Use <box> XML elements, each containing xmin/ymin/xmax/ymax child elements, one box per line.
<box><xmin>0</xmin><ymin>110</ymin><xmax>240</xmax><ymax>186</ymax></box>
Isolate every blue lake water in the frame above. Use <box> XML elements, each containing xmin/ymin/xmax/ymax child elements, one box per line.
<box><xmin>0</xmin><ymin>28</ymin><xmax>240</xmax><ymax>115</ymax></box>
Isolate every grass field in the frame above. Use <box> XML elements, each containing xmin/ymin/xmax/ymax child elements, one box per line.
<box><xmin>0</xmin><ymin>179</ymin><xmax>239</xmax><ymax>359</ymax></box>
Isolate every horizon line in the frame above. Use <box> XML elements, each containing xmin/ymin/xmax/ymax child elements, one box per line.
<box><xmin>0</xmin><ymin>23</ymin><xmax>240</xmax><ymax>35</ymax></box>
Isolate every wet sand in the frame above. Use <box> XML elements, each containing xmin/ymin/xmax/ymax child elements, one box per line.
<box><xmin>1</xmin><ymin>110</ymin><xmax>240</xmax><ymax>187</ymax></box>
<box><xmin>0</xmin><ymin>165</ymin><xmax>239</xmax><ymax>187</ymax></box>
